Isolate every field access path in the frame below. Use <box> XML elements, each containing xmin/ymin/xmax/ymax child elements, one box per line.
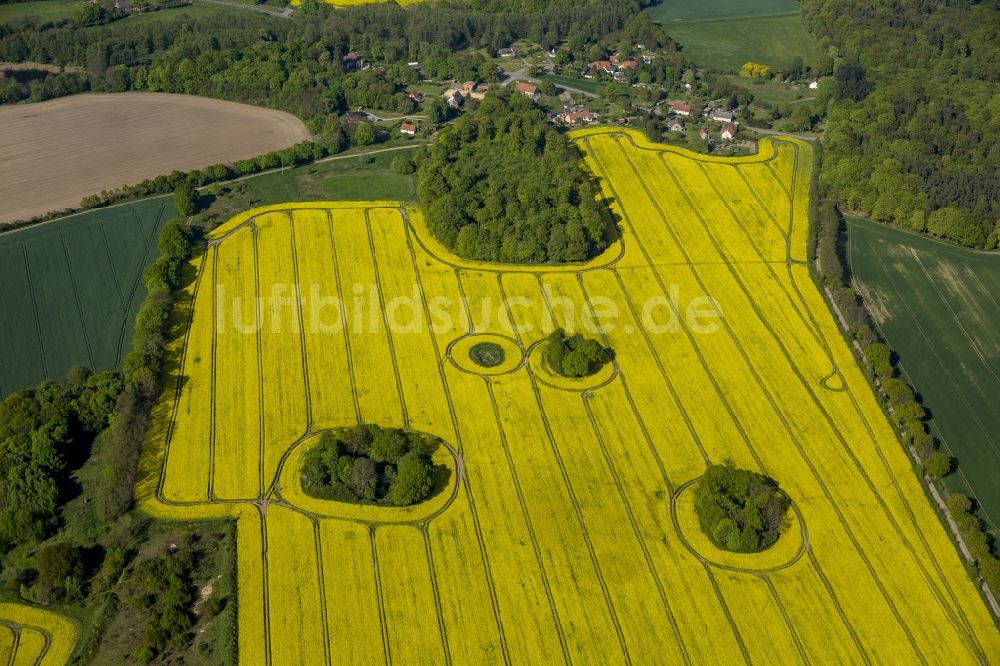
<box><xmin>135</xmin><ymin>130</ymin><xmax>999</xmax><ymax>664</ymax></box>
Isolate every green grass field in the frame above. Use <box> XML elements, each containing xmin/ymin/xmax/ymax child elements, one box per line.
<box><xmin>847</xmin><ymin>216</ymin><xmax>1000</xmax><ymax>536</ymax></box>
<box><xmin>661</xmin><ymin>14</ymin><xmax>820</xmax><ymax>72</ymax></box>
<box><xmin>0</xmin><ymin>0</ymin><xmax>77</xmax><ymax>23</ymax></box>
<box><xmin>541</xmin><ymin>73</ymin><xmax>604</xmax><ymax>95</ymax></box>
<box><xmin>644</xmin><ymin>0</ymin><xmax>801</xmax><ymax>22</ymax></box>
<box><xmin>196</xmin><ymin>146</ymin><xmax>422</xmax><ymax>228</ymax></box>
<box><xmin>0</xmin><ymin>197</ymin><xmax>174</xmax><ymax>397</ymax></box>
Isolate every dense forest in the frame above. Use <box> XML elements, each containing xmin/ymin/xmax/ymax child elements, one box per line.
<box><xmin>301</xmin><ymin>426</ymin><xmax>443</xmax><ymax>507</ymax></box>
<box><xmin>416</xmin><ymin>93</ymin><xmax>610</xmax><ymax>262</ymax></box>
<box><xmin>803</xmin><ymin>0</ymin><xmax>1000</xmax><ymax>247</ymax></box>
<box><xmin>0</xmin><ymin>0</ymin><xmax>650</xmax><ymax>125</ymax></box>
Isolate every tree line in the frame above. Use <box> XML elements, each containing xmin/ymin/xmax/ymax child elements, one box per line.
<box><xmin>810</xmin><ymin>144</ymin><xmax>1000</xmax><ymax>599</ymax></box>
<box><xmin>802</xmin><ymin>0</ymin><xmax>999</xmax><ymax>248</ymax></box>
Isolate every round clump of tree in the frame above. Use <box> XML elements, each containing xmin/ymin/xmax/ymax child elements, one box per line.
<box><xmin>544</xmin><ymin>328</ymin><xmax>608</xmax><ymax>378</ymax></box>
<box><xmin>300</xmin><ymin>425</ymin><xmax>443</xmax><ymax>507</ymax></box>
<box><xmin>694</xmin><ymin>464</ymin><xmax>791</xmax><ymax>553</ymax></box>
<box><xmin>469</xmin><ymin>342</ymin><xmax>506</xmax><ymax>369</ymax></box>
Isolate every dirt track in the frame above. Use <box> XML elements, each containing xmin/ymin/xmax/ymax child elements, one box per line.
<box><xmin>0</xmin><ymin>92</ymin><xmax>311</xmax><ymax>223</ymax></box>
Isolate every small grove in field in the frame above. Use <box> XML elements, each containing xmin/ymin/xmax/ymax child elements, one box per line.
<box><xmin>469</xmin><ymin>342</ymin><xmax>506</xmax><ymax>368</ymax></box>
<box><xmin>301</xmin><ymin>426</ymin><xmax>440</xmax><ymax>506</ymax></box>
<box><xmin>543</xmin><ymin>328</ymin><xmax>609</xmax><ymax>378</ymax></box>
<box><xmin>694</xmin><ymin>464</ymin><xmax>790</xmax><ymax>553</ymax></box>
<box><xmin>417</xmin><ymin>92</ymin><xmax>610</xmax><ymax>264</ymax></box>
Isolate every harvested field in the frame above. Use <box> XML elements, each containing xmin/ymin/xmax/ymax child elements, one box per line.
<box><xmin>0</xmin><ymin>92</ymin><xmax>310</xmax><ymax>224</ymax></box>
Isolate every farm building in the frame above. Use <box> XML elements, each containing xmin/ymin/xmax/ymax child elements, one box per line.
<box><xmin>668</xmin><ymin>101</ymin><xmax>692</xmax><ymax>116</ymax></box>
<box><xmin>400</xmin><ymin>123</ymin><xmax>417</xmax><ymax>136</ymax></box>
<box><xmin>564</xmin><ymin>110</ymin><xmax>597</xmax><ymax>124</ymax></box>
<box><xmin>721</xmin><ymin>123</ymin><xmax>738</xmax><ymax>140</ymax></box>
<box><xmin>712</xmin><ymin>109</ymin><xmax>735</xmax><ymax>123</ymax></box>
<box><xmin>515</xmin><ymin>82</ymin><xmax>539</xmax><ymax>99</ymax></box>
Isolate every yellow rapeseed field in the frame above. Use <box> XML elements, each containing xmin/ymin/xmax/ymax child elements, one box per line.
<box><xmin>0</xmin><ymin>603</ymin><xmax>79</xmax><ymax>665</ymax></box>
<box><xmin>136</xmin><ymin>132</ymin><xmax>1000</xmax><ymax>665</ymax></box>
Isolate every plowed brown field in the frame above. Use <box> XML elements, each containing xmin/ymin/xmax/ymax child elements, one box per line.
<box><xmin>0</xmin><ymin>92</ymin><xmax>310</xmax><ymax>223</ymax></box>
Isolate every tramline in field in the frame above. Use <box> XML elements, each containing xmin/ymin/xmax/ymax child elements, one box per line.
<box><xmin>136</xmin><ymin>128</ymin><xmax>1000</xmax><ymax>663</ymax></box>
<box><xmin>0</xmin><ymin>603</ymin><xmax>79</xmax><ymax>666</ymax></box>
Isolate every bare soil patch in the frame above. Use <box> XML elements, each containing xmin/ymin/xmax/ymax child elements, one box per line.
<box><xmin>0</xmin><ymin>92</ymin><xmax>310</xmax><ymax>223</ymax></box>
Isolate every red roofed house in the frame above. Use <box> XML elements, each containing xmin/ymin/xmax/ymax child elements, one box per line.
<box><xmin>564</xmin><ymin>110</ymin><xmax>597</xmax><ymax>124</ymax></box>
<box><xmin>668</xmin><ymin>100</ymin><xmax>692</xmax><ymax>116</ymax></box>
<box><xmin>408</xmin><ymin>90</ymin><xmax>424</xmax><ymax>103</ymax></box>
<box><xmin>593</xmin><ymin>60</ymin><xmax>614</xmax><ymax>73</ymax></box>
<box><xmin>515</xmin><ymin>82</ymin><xmax>539</xmax><ymax>99</ymax></box>
<box><xmin>721</xmin><ymin>123</ymin><xmax>738</xmax><ymax>140</ymax></box>
<box><xmin>400</xmin><ymin>123</ymin><xmax>417</xmax><ymax>136</ymax></box>
<box><xmin>619</xmin><ymin>60</ymin><xmax>638</xmax><ymax>70</ymax></box>
<box><xmin>462</xmin><ymin>81</ymin><xmax>477</xmax><ymax>93</ymax></box>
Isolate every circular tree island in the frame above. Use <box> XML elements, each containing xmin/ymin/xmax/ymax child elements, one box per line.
<box><xmin>694</xmin><ymin>464</ymin><xmax>791</xmax><ymax>553</ymax></box>
<box><xmin>300</xmin><ymin>424</ymin><xmax>444</xmax><ymax>507</ymax></box>
<box><xmin>469</xmin><ymin>341</ymin><xmax>506</xmax><ymax>369</ymax></box>
<box><xmin>544</xmin><ymin>327</ymin><xmax>609</xmax><ymax>378</ymax></box>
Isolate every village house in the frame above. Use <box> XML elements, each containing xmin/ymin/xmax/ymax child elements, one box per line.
<box><xmin>564</xmin><ymin>110</ymin><xmax>597</xmax><ymax>125</ymax></box>
<box><xmin>619</xmin><ymin>59</ymin><xmax>638</xmax><ymax>71</ymax></box>
<box><xmin>592</xmin><ymin>60</ymin><xmax>614</xmax><ymax>74</ymax></box>
<box><xmin>642</xmin><ymin>54</ymin><xmax>654</xmax><ymax>64</ymax></box>
<box><xmin>342</xmin><ymin>52</ymin><xmax>369</xmax><ymax>72</ymax></box>
<box><xmin>668</xmin><ymin>101</ymin><xmax>692</xmax><ymax>116</ymax></box>
<box><xmin>699</xmin><ymin>127</ymin><xmax>710</xmax><ymax>141</ymax></box>
<box><xmin>408</xmin><ymin>90</ymin><xmax>424</xmax><ymax>104</ymax></box>
<box><xmin>720</xmin><ymin>123</ymin><xmax>738</xmax><ymax>140</ymax></box>
<box><xmin>444</xmin><ymin>89</ymin><xmax>464</xmax><ymax>108</ymax></box>
<box><xmin>461</xmin><ymin>81</ymin><xmax>477</xmax><ymax>94</ymax></box>
<box><xmin>515</xmin><ymin>82</ymin><xmax>539</xmax><ymax>99</ymax></box>
<box><xmin>498</xmin><ymin>47</ymin><xmax>516</xmax><ymax>58</ymax></box>
<box><xmin>400</xmin><ymin>123</ymin><xmax>417</xmax><ymax>136</ymax></box>
<box><xmin>668</xmin><ymin>120</ymin><xmax>685</xmax><ymax>132</ymax></box>
<box><xmin>712</xmin><ymin>109</ymin><xmax>735</xmax><ymax>123</ymax></box>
